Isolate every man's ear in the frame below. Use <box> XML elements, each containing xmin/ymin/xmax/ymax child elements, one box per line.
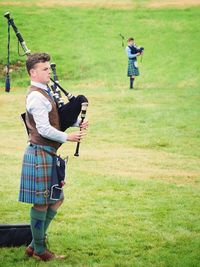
<box><xmin>30</xmin><ymin>68</ymin><xmax>36</xmax><ymax>77</ymax></box>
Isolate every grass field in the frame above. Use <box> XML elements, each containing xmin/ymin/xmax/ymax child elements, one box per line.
<box><xmin>0</xmin><ymin>1</ymin><xmax>200</xmax><ymax>266</ymax></box>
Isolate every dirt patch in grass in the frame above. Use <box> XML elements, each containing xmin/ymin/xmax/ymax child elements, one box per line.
<box><xmin>0</xmin><ymin>0</ymin><xmax>134</xmax><ymax>9</ymax></box>
<box><xmin>1</xmin><ymin>0</ymin><xmax>200</xmax><ymax>8</ymax></box>
<box><xmin>148</xmin><ymin>0</ymin><xmax>200</xmax><ymax>8</ymax></box>
<box><xmin>39</xmin><ymin>0</ymin><xmax>133</xmax><ymax>9</ymax></box>
<box><xmin>81</xmin><ymin>144</ymin><xmax>200</xmax><ymax>186</ymax></box>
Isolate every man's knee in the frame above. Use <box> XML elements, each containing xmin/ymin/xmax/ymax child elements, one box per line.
<box><xmin>50</xmin><ymin>198</ymin><xmax>64</xmax><ymax>210</ymax></box>
<box><xmin>58</xmin><ymin>198</ymin><xmax>64</xmax><ymax>206</ymax></box>
<box><xmin>33</xmin><ymin>204</ymin><xmax>48</xmax><ymax>211</ymax></box>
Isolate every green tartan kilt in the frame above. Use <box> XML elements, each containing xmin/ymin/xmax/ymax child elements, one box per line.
<box><xmin>127</xmin><ymin>59</ymin><xmax>140</xmax><ymax>77</ymax></box>
<box><xmin>19</xmin><ymin>144</ymin><xmax>64</xmax><ymax>205</ymax></box>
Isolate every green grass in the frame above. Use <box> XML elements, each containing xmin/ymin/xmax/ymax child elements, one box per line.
<box><xmin>0</xmin><ymin>1</ymin><xmax>200</xmax><ymax>267</ymax></box>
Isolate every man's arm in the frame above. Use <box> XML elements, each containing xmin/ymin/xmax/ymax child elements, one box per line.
<box><xmin>27</xmin><ymin>91</ymin><xmax>68</xmax><ymax>143</ymax></box>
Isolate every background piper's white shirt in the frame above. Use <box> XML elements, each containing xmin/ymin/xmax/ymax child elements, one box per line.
<box><xmin>26</xmin><ymin>81</ymin><xmax>68</xmax><ymax>143</ymax></box>
<box><xmin>125</xmin><ymin>46</ymin><xmax>138</xmax><ymax>58</ymax></box>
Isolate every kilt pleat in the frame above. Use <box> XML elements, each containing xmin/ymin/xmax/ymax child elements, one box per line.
<box><xmin>127</xmin><ymin>59</ymin><xmax>140</xmax><ymax>77</ymax></box>
<box><xmin>19</xmin><ymin>144</ymin><xmax>62</xmax><ymax>204</ymax></box>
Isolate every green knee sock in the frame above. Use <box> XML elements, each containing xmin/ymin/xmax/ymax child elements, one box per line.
<box><xmin>44</xmin><ymin>207</ymin><xmax>57</xmax><ymax>233</ymax></box>
<box><xmin>30</xmin><ymin>207</ymin><xmax>47</xmax><ymax>254</ymax></box>
<box><xmin>29</xmin><ymin>207</ymin><xmax>57</xmax><ymax>250</ymax></box>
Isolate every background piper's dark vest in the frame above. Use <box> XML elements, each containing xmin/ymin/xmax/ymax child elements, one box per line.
<box><xmin>26</xmin><ymin>86</ymin><xmax>61</xmax><ymax>149</ymax></box>
<box><xmin>128</xmin><ymin>45</ymin><xmax>139</xmax><ymax>55</ymax></box>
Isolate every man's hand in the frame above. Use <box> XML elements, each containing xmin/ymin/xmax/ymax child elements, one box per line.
<box><xmin>67</xmin><ymin>130</ymin><xmax>87</xmax><ymax>142</ymax></box>
<box><xmin>80</xmin><ymin>119</ymin><xmax>89</xmax><ymax>130</ymax></box>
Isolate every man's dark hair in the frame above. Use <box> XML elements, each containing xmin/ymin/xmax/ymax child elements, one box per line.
<box><xmin>127</xmin><ymin>37</ymin><xmax>134</xmax><ymax>42</ymax></box>
<box><xmin>26</xmin><ymin>53</ymin><xmax>50</xmax><ymax>75</ymax></box>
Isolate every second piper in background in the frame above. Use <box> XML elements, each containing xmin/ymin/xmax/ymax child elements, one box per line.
<box><xmin>125</xmin><ymin>37</ymin><xmax>144</xmax><ymax>89</ymax></box>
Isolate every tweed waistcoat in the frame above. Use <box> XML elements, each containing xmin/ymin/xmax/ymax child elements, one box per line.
<box><xmin>26</xmin><ymin>85</ymin><xmax>61</xmax><ymax>149</ymax></box>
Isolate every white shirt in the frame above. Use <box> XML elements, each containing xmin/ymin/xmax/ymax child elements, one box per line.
<box><xmin>125</xmin><ymin>46</ymin><xmax>137</xmax><ymax>59</ymax></box>
<box><xmin>26</xmin><ymin>81</ymin><xmax>68</xmax><ymax>143</ymax></box>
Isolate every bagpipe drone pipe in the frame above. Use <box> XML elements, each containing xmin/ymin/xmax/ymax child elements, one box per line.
<box><xmin>4</xmin><ymin>12</ymin><xmax>88</xmax><ymax>156</ymax></box>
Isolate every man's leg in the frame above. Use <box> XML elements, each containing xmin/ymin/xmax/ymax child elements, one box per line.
<box><xmin>130</xmin><ymin>76</ymin><xmax>135</xmax><ymax>89</ymax></box>
<box><xmin>27</xmin><ymin>200</ymin><xmax>64</xmax><ymax>253</ymax></box>
<box><xmin>45</xmin><ymin>199</ymin><xmax>64</xmax><ymax>238</ymax></box>
<box><xmin>30</xmin><ymin>205</ymin><xmax>48</xmax><ymax>255</ymax></box>
<box><xmin>31</xmin><ymin>203</ymin><xmax>64</xmax><ymax>261</ymax></box>
<box><xmin>41</xmin><ymin>199</ymin><xmax>65</xmax><ymax>260</ymax></box>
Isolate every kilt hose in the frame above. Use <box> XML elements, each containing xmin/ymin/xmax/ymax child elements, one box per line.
<box><xmin>127</xmin><ymin>59</ymin><xmax>140</xmax><ymax>77</ymax></box>
<box><xmin>19</xmin><ymin>144</ymin><xmax>64</xmax><ymax>205</ymax></box>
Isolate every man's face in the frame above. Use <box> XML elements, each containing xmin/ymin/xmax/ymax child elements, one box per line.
<box><xmin>128</xmin><ymin>40</ymin><xmax>134</xmax><ymax>46</ymax></box>
<box><xmin>30</xmin><ymin>61</ymin><xmax>51</xmax><ymax>84</ymax></box>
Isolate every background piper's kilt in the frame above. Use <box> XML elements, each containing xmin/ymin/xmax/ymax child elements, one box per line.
<box><xmin>19</xmin><ymin>144</ymin><xmax>64</xmax><ymax>204</ymax></box>
<box><xmin>127</xmin><ymin>58</ymin><xmax>140</xmax><ymax>77</ymax></box>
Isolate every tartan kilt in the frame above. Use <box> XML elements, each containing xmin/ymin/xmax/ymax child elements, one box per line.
<box><xmin>127</xmin><ymin>59</ymin><xmax>140</xmax><ymax>77</ymax></box>
<box><xmin>19</xmin><ymin>144</ymin><xmax>64</xmax><ymax>205</ymax></box>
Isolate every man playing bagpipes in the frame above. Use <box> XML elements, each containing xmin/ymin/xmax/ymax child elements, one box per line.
<box><xmin>19</xmin><ymin>53</ymin><xmax>88</xmax><ymax>261</ymax></box>
<box><xmin>125</xmin><ymin>37</ymin><xmax>144</xmax><ymax>89</ymax></box>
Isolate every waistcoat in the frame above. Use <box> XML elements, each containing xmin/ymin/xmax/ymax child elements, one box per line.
<box><xmin>128</xmin><ymin>45</ymin><xmax>138</xmax><ymax>54</ymax></box>
<box><xmin>25</xmin><ymin>86</ymin><xmax>61</xmax><ymax>149</ymax></box>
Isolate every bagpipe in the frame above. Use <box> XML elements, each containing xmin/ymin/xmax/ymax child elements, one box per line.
<box><xmin>4</xmin><ymin>12</ymin><xmax>88</xmax><ymax>156</ymax></box>
<box><xmin>119</xmin><ymin>33</ymin><xmax>144</xmax><ymax>61</ymax></box>
<box><xmin>128</xmin><ymin>44</ymin><xmax>144</xmax><ymax>55</ymax></box>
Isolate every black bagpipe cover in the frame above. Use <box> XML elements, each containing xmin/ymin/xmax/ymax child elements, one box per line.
<box><xmin>0</xmin><ymin>224</ymin><xmax>32</xmax><ymax>247</ymax></box>
<box><xmin>59</xmin><ymin>95</ymin><xmax>88</xmax><ymax>131</ymax></box>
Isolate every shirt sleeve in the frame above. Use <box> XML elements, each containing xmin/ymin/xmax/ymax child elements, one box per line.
<box><xmin>126</xmin><ymin>46</ymin><xmax>137</xmax><ymax>58</ymax></box>
<box><xmin>26</xmin><ymin>91</ymin><xmax>68</xmax><ymax>143</ymax></box>
<box><xmin>72</xmin><ymin>118</ymin><xmax>81</xmax><ymax>127</ymax></box>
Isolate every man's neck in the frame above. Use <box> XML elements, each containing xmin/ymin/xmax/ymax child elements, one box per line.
<box><xmin>31</xmin><ymin>81</ymin><xmax>48</xmax><ymax>90</ymax></box>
